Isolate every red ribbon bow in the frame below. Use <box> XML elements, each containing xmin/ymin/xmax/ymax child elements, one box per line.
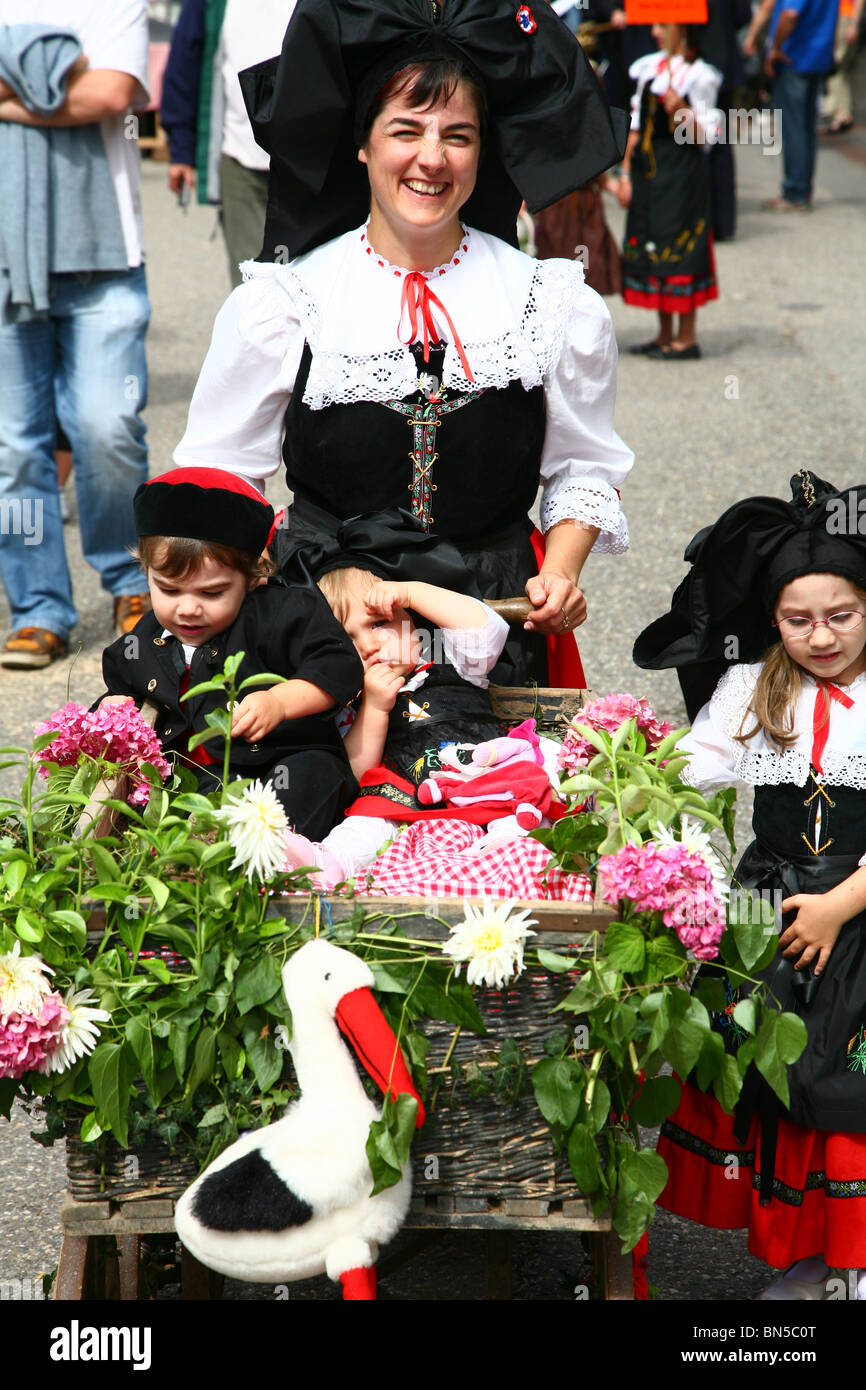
<box><xmin>811</xmin><ymin>682</ymin><xmax>854</xmax><ymax>774</ymax></box>
<box><xmin>398</xmin><ymin>272</ymin><xmax>475</xmax><ymax>385</ymax></box>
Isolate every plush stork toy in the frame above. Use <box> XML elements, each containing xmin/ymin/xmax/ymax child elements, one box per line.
<box><xmin>174</xmin><ymin>939</ymin><xmax>425</xmax><ymax>1300</ymax></box>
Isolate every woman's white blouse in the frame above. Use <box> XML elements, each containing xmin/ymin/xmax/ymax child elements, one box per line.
<box><xmin>174</xmin><ymin>224</ymin><xmax>634</xmax><ymax>553</ymax></box>
<box><xmin>681</xmin><ymin>662</ymin><xmax>866</xmax><ymax>792</ymax></box>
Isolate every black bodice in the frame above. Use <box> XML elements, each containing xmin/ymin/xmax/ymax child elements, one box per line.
<box><xmin>282</xmin><ymin>341</ymin><xmax>546</xmax><ymax>544</ymax></box>
<box><xmin>382</xmin><ymin>664</ymin><xmax>502</xmax><ymax>787</ymax></box>
<box><xmin>752</xmin><ymin>779</ymin><xmax>866</xmax><ymax>861</ymax></box>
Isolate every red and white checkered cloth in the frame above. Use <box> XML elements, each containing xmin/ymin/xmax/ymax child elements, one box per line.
<box><xmin>365</xmin><ymin>818</ymin><xmax>593</xmax><ymax>901</ymax></box>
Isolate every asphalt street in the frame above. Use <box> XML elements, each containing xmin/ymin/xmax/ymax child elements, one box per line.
<box><xmin>1</xmin><ymin>127</ymin><xmax>865</xmax><ymax>1304</ymax></box>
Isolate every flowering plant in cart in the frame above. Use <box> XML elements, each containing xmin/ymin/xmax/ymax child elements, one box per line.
<box><xmin>528</xmin><ymin>700</ymin><xmax>807</xmax><ymax>1248</ymax></box>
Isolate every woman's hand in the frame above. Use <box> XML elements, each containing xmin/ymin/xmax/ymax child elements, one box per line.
<box><xmin>617</xmin><ymin>173</ymin><xmax>632</xmax><ymax>207</ymax></box>
<box><xmin>779</xmin><ymin>894</ymin><xmax>846</xmax><ymax>975</ymax></box>
<box><xmin>524</xmin><ymin>570</ymin><xmax>587</xmax><ymax>636</ymax></box>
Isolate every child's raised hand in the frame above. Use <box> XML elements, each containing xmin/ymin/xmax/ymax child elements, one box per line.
<box><xmin>779</xmin><ymin>894</ymin><xmax>846</xmax><ymax>975</ymax></box>
<box><xmin>363</xmin><ymin>661</ymin><xmax>405</xmax><ymax>713</ymax></box>
<box><xmin>364</xmin><ymin>580</ymin><xmax>411</xmax><ymax>619</ymax></box>
<box><xmin>231</xmin><ymin>690</ymin><xmax>281</xmax><ymax>742</ymax></box>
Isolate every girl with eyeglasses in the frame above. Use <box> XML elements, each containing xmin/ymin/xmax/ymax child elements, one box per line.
<box><xmin>634</xmin><ymin>471</ymin><xmax>866</xmax><ymax>1302</ymax></box>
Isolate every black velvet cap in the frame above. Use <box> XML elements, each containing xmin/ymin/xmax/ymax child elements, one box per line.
<box><xmin>633</xmin><ymin>472</ymin><xmax>866</xmax><ymax>718</ymax></box>
<box><xmin>134</xmin><ymin>468</ymin><xmax>275</xmax><ymax>556</ymax></box>
<box><xmin>239</xmin><ymin>0</ymin><xmax>629</xmax><ymax>259</ymax></box>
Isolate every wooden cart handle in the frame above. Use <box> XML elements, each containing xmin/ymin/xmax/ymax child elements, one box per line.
<box><xmin>487</xmin><ymin>596</ymin><xmax>533</xmax><ymax>625</ymax></box>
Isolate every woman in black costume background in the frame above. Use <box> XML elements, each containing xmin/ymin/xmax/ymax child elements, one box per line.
<box><xmin>174</xmin><ymin>0</ymin><xmax>634</xmax><ymax>686</ymax></box>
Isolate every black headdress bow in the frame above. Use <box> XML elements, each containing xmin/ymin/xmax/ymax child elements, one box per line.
<box><xmin>633</xmin><ymin>471</ymin><xmax>866</xmax><ymax>718</ymax></box>
<box><xmin>281</xmin><ymin>506</ymin><xmax>483</xmax><ymax>598</ymax></box>
<box><xmin>240</xmin><ymin>0</ymin><xmax>628</xmax><ymax>259</ymax></box>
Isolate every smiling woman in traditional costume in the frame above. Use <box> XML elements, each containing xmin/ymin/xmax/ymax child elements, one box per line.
<box><xmin>174</xmin><ymin>0</ymin><xmax>632</xmax><ymax>684</ymax></box>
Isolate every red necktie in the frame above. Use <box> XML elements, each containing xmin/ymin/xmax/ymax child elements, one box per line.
<box><xmin>811</xmin><ymin>682</ymin><xmax>854</xmax><ymax>774</ymax></box>
<box><xmin>398</xmin><ymin>272</ymin><xmax>475</xmax><ymax>384</ymax></box>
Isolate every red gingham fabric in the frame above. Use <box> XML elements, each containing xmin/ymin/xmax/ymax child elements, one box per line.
<box><xmin>364</xmin><ymin>818</ymin><xmax>593</xmax><ymax>901</ymax></box>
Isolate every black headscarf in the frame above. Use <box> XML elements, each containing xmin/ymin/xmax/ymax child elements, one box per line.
<box><xmin>240</xmin><ymin>0</ymin><xmax>628</xmax><ymax>259</ymax></box>
<box><xmin>633</xmin><ymin>472</ymin><xmax>866</xmax><ymax>718</ymax></box>
<box><xmin>280</xmin><ymin>505</ymin><xmax>484</xmax><ymax>596</ymax></box>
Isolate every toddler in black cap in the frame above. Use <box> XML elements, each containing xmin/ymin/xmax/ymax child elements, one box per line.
<box><xmin>98</xmin><ymin>468</ymin><xmax>363</xmax><ymax>839</ymax></box>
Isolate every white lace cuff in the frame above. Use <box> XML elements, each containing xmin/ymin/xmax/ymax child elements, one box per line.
<box><xmin>539</xmin><ymin>478</ymin><xmax>629</xmax><ymax>554</ymax></box>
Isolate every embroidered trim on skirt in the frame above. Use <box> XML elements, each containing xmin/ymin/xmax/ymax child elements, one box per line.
<box><xmin>657</xmin><ymin>1079</ymin><xmax>866</xmax><ymax>1270</ymax></box>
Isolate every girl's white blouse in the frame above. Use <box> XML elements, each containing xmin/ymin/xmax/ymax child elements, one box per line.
<box><xmin>628</xmin><ymin>52</ymin><xmax>723</xmax><ymax>134</ymax></box>
<box><xmin>174</xmin><ymin>224</ymin><xmax>634</xmax><ymax>553</ymax></box>
<box><xmin>681</xmin><ymin>662</ymin><xmax>866</xmax><ymax>792</ymax></box>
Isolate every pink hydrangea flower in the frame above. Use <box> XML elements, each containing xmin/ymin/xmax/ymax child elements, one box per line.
<box><xmin>34</xmin><ymin>700</ymin><xmax>170</xmax><ymax>806</ymax></box>
<box><xmin>0</xmin><ymin>991</ymin><xmax>67</xmax><ymax>1079</ymax></box>
<box><xmin>559</xmin><ymin>694</ymin><xmax>673</xmax><ymax>776</ymax></box>
<box><xmin>598</xmin><ymin>841</ymin><xmax>726</xmax><ymax>961</ymax></box>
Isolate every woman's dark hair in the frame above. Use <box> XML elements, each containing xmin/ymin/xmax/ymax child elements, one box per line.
<box><xmin>359</xmin><ymin>59</ymin><xmax>487</xmax><ymax>147</ymax></box>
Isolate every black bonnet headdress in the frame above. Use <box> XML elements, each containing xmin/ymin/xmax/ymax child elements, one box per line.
<box><xmin>239</xmin><ymin>0</ymin><xmax>628</xmax><ymax>259</ymax></box>
<box><xmin>633</xmin><ymin>471</ymin><xmax>866</xmax><ymax>718</ymax></box>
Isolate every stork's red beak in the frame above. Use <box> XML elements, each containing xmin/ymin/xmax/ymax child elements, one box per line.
<box><xmin>336</xmin><ymin>987</ymin><xmax>426</xmax><ymax>1127</ymax></box>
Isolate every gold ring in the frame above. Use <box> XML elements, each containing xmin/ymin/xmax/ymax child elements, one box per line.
<box><xmin>561</xmin><ymin>612</ymin><xmax>571</xmax><ymax>631</ymax></box>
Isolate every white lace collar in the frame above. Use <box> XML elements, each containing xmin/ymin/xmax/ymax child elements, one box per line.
<box><xmin>241</xmin><ymin>224</ymin><xmax>584</xmax><ymax>410</ymax></box>
<box><xmin>711</xmin><ymin>662</ymin><xmax>866</xmax><ymax>789</ymax></box>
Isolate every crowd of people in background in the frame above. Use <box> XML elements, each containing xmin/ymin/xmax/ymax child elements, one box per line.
<box><xmin>0</xmin><ymin>0</ymin><xmax>863</xmax><ymax>667</ymax></box>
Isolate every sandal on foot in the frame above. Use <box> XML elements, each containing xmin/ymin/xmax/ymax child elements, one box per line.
<box><xmin>647</xmin><ymin>342</ymin><xmax>702</xmax><ymax>360</ymax></box>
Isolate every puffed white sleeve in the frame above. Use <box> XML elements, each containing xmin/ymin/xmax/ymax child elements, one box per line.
<box><xmin>678</xmin><ymin>665</ymin><xmax>754</xmax><ymax>790</ymax></box>
<box><xmin>173</xmin><ymin>266</ymin><xmax>304</xmax><ymax>486</ymax></box>
<box><xmin>440</xmin><ymin>603</ymin><xmax>510</xmax><ymax>689</ymax></box>
<box><xmin>536</xmin><ymin>262</ymin><xmax>634</xmax><ymax>553</ymax></box>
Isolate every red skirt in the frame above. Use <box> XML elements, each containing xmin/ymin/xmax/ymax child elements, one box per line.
<box><xmin>622</xmin><ymin>245</ymin><xmax>719</xmax><ymax>315</ymax></box>
<box><xmin>657</xmin><ymin>1080</ymin><xmax>866</xmax><ymax>1269</ymax></box>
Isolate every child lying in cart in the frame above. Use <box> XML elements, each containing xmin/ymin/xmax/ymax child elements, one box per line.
<box><xmin>282</xmin><ymin>565</ymin><xmax>574</xmax><ymax>894</ymax></box>
<box><xmin>98</xmin><ymin>469</ymin><xmax>363</xmax><ymax>840</ymax></box>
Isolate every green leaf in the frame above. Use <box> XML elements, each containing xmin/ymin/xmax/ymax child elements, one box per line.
<box><xmin>692</xmin><ymin>972</ymin><xmax>728</xmax><ymax>1013</ymax></box>
<box><xmin>197</xmin><ymin>1103</ymin><xmax>229</xmax><ymax>1128</ymax></box>
<box><xmin>200</xmin><ymin>841</ymin><xmax>236</xmax><ymax>869</ymax></box>
<box><xmin>137</xmin><ymin>957</ymin><xmax>172</xmax><ymax>984</ymax></box>
<box><xmin>217</xmin><ymin>1029</ymin><xmax>245</xmax><ymax>1081</ymax></box>
<box><xmin>588</xmin><ymin>1076</ymin><xmax>611</xmax><ymax>1132</ymax></box>
<box><xmin>169</xmin><ymin>1024</ymin><xmax>189</xmax><ymax>1081</ymax></box>
<box><xmin>754</xmin><ymin>1011</ymin><xmax>808</xmax><ymax>1106</ymax></box>
<box><xmin>732</xmin><ymin>998</ymin><xmax>758</xmax><ymax>1035</ymax></box>
<box><xmin>629</xmin><ymin>1074</ymin><xmax>681</xmax><ymax>1127</ymax></box>
<box><xmin>79</xmin><ymin>1112</ymin><xmax>104</xmax><ymax>1143</ymax></box>
<box><xmin>48</xmin><ymin>910</ymin><xmax>88</xmax><ymax>950</ymax></box>
<box><xmin>234</xmin><ymin>955</ymin><xmax>282</xmax><ymax>1016</ymax></box>
<box><xmin>142</xmin><ymin>875</ymin><xmax>170</xmax><ymax>911</ymax></box>
<box><xmin>238</xmin><ymin>672</ymin><xmax>285</xmax><ymax>690</ymax></box>
<box><xmin>604</xmin><ymin>920</ymin><xmax>646</xmax><ymax>974</ymax></box>
<box><xmin>645</xmin><ymin>931</ymin><xmax>688</xmax><ymax>981</ymax></box>
<box><xmin>89</xmin><ymin>1042</ymin><xmax>137</xmax><ymax>1147</ymax></box>
<box><xmin>15</xmin><ymin>908</ymin><xmax>43</xmax><ymax>942</ymax></box>
<box><xmin>367</xmin><ymin>1093</ymin><xmax>419</xmax><ymax>1196</ymax></box>
<box><xmin>532</xmin><ymin>1056</ymin><xmax>584</xmax><ymax>1130</ymax></box>
<box><xmin>536</xmin><ymin>947</ymin><xmax>578</xmax><ymax>974</ymax></box>
<box><xmin>411</xmin><ymin>973</ymin><xmax>485</xmax><ymax>1033</ymax></box>
<box><xmin>187</xmin><ymin>727</ymin><xmax>223</xmax><ymax>752</ymax></box>
<box><xmin>660</xmin><ymin>993</ymin><xmax>711</xmax><ymax>1078</ymax></box>
<box><xmin>712</xmin><ymin>1053</ymin><xmax>743</xmax><ymax>1113</ymax></box>
<box><xmin>125</xmin><ymin>1016</ymin><xmax>157</xmax><ymax>1098</ymax></box>
<box><xmin>182</xmin><ymin>677</ymin><xmax>228</xmax><ymax>699</ymax></box>
<box><xmin>184</xmin><ymin>1025</ymin><xmax>217</xmax><ymax>1100</ymax></box>
<box><xmin>3</xmin><ymin>859</ymin><xmax>29</xmax><ymax>894</ymax></box>
<box><xmin>240</xmin><ymin>1017</ymin><xmax>283</xmax><ymax>1091</ymax></box>
<box><xmin>88</xmin><ymin>883</ymin><xmax>133</xmax><ymax>905</ymax></box>
<box><xmin>694</xmin><ymin>1028</ymin><xmax>725</xmax><ymax>1091</ymax></box>
<box><xmin>90</xmin><ymin>843</ymin><xmax>120</xmax><ymax>883</ymax></box>
<box><xmin>567</xmin><ymin>1123</ymin><xmax>602</xmax><ymax>1193</ymax></box>
<box><xmin>730</xmin><ymin>892</ymin><xmax>777</xmax><ymax>971</ymax></box>
<box><xmin>618</xmin><ymin>1145</ymin><xmax>669</xmax><ymax>1205</ymax></box>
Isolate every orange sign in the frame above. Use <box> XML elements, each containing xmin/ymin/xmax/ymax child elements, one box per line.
<box><xmin>625</xmin><ymin>0</ymin><xmax>709</xmax><ymax>21</ymax></box>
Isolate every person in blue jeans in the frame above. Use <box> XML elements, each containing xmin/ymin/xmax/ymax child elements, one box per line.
<box><xmin>764</xmin><ymin>0</ymin><xmax>841</xmax><ymax>210</ymax></box>
<box><xmin>0</xmin><ymin>0</ymin><xmax>152</xmax><ymax>669</ymax></box>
